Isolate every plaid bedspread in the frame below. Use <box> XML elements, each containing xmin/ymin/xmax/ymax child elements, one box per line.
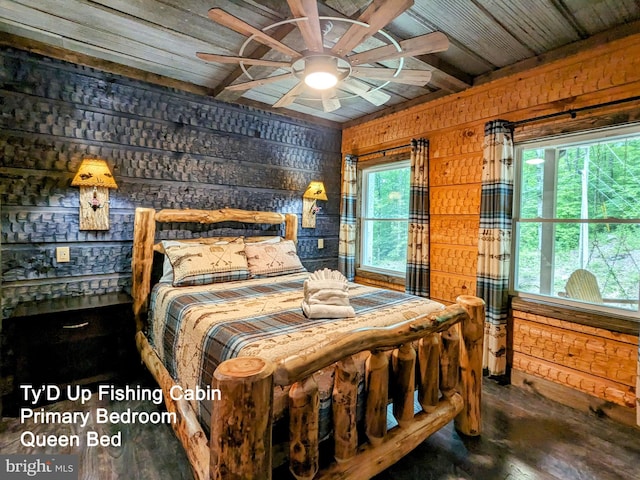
<box><xmin>148</xmin><ymin>272</ymin><xmax>444</xmax><ymax>432</ymax></box>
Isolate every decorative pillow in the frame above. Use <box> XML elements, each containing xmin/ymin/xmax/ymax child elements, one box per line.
<box><xmin>159</xmin><ymin>239</ymin><xmax>242</xmax><ymax>283</ymax></box>
<box><xmin>158</xmin><ymin>236</ymin><xmax>243</xmax><ymax>253</ymax></box>
<box><xmin>163</xmin><ymin>241</ymin><xmax>249</xmax><ymax>286</ymax></box>
<box><xmin>244</xmin><ymin>240</ymin><xmax>306</xmax><ymax>278</ymax></box>
<box><xmin>245</xmin><ymin>236</ymin><xmax>282</xmax><ymax>244</ymax></box>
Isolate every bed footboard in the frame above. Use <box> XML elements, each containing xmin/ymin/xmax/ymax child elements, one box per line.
<box><xmin>209</xmin><ymin>295</ymin><xmax>484</xmax><ymax>480</ymax></box>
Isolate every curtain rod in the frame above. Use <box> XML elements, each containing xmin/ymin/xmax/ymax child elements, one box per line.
<box><xmin>507</xmin><ymin>95</ymin><xmax>640</xmax><ymax>128</ymax></box>
<box><xmin>355</xmin><ymin>143</ymin><xmax>412</xmax><ymax>159</ymax></box>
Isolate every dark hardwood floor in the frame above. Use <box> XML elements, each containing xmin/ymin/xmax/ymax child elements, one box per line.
<box><xmin>2</xmin><ymin>372</ymin><xmax>638</xmax><ymax>480</ymax></box>
<box><xmin>374</xmin><ymin>380</ymin><xmax>640</xmax><ymax>480</ymax></box>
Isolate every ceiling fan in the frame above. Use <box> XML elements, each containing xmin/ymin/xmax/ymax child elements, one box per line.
<box><xmin>196</xmin><ymin>0</ymin><xmax>449</xmax><ymax>112</ymax></box>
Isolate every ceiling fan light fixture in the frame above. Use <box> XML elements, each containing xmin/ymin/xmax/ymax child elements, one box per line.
<box><xmin>303</xmin><ymin>56</ymin><xmax>339</xmax><ymax>90</ymax></box>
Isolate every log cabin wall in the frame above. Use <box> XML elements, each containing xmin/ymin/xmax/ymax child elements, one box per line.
<box><xmin>342</xmin><ymin>32</ymin><xmax>640</xmax><ymax>421</ymax></box>
<box><xmin>510</xmin><ymin>302</ymin><xmax>637</xmax><ymax>422</ymax></box>
<box><xmin>0</xmin><ymin>47</ymin><xmax>342</xmax><ymax>318</ymax></box>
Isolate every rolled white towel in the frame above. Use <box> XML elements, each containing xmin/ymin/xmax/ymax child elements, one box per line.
<box><xmin>304</xmin><ymin>279</ymin><xmax>348</xmax><ymax>296</ymax></box>
<box><xmin>302</xmin><ymin>301</ymin><xmax>356</xmax><ymax>319</ymax></box>
<box><xmin>302</xmin><ymin>269</ymin><xmax>354</xmax><ymax>319</ymax></box>
<box><xmin>306</xmin><ymin>289</ymin><xmax>350</xmax><ymax>306</ymax></box>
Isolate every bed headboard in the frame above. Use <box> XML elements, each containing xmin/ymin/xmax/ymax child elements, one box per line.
<box><xmin>131</xmin><ymin>207</ymin><xmax>298</xmax><ymax>331</ymax></box>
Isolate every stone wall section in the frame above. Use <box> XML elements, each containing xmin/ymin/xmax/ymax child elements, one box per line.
<box><xmin>1</xmin><ymin>48</ymin><xmax>342</xmax><ymax>316</ymax></box>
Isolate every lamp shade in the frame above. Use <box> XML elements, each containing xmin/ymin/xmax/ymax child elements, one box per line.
<box><xmin>71</xmin><ymin>159</ymin><xmax>118</xmax><ymax>188</ymax></box>
<box><xmin>303</xmin><ymin>181</ymin><xmax>328</xmax><ymax>200</ymax></box>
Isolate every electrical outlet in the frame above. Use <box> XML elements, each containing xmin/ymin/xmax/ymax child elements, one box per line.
<box><xmin>56</xmin><ymin>246</ymin><xmax>70</xmax><ymax>263</ymax></box>
<box><xmin>318</xmin><ymin>238</ymin><xmax>324</xmax><ymax>249</ymax></box>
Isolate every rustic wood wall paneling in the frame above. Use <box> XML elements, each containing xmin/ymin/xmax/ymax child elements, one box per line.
<box><xmin>0</xmin><ymin>47</ymin><xmax>342</xmax><ymax>316</ymax></box>
<box><xmin>340</xmin><ymin>32</ymin><xmax>640</xmax><ymax>409</ymax></box>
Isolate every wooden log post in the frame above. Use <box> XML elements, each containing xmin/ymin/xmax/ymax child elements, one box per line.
<box><xmin>454</xmin><ymin>295</ymin><xmax>485</xmax><ymax>437</ymax></box>
<box><xmin>365</xmin><ymin>350</ymin><xmax>389</xmax><ymax>446</ymax></box>
<box><xmin>136</xmin><ymin>332</ymin><xmax>210</xmax><ymax>480</ymax></box>
<box><xmin>155</xmin><ymin>208</ymin><xmax>285</xmax><ymax>225</ymax></box>
<box><xmin>131</xmin><ymin>207</ymin><xmax>156</xmax><ymax>332</ymax></box>
<box><xmin>391</xmin><ymin>343</ymin><xmax>416</xmax><ymax>427</ymax></box>
<box><xmin>285</xmin><ymin>213</ymin><xmax>298</xmax><ymax>243</ymax></box>
<box><xmin>210</xmin><ymin>357</ymin><xmax>274</xmax><ymax>480</ymax></box>
<box><xmin>317</xmin><ymin>394</ymin><xmax>464</xmax><ymax>480</ymax></box>
<box><xmin>289</xmin><ymin>375</ymin><xmax>320</xmax><ymax>480</ymax></box>
<box><xmin>439</xmin><ymin>325</ymin><xmax>460</xmax><ymax>398</ymax></box>
<box><xmin>332</xmin><ymin>356</ymin><xmax>359</xmax><ymax>462</ymax></box>
<box><xmin>417</xmin><ymin>333</ymin><xmax>440</xmax><ymax>413</ymax></box>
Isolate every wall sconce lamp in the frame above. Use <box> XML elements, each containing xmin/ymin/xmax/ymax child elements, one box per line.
<box><xmin>71</xmin><ymin>158</ymin><xmax>118</xmax><ymax>230</ymax></box>
<box><xmin>302</xmin><ymin>181</ymin><xmax>327</xmax><ymax>229</ymax></box>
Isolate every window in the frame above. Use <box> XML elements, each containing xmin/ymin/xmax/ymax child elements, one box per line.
<box><xmin>359</xmin><ymin>161</ymin><xmax>410</xmax><ymax>276</ymax></box>
<box><xmin>513</xmin><ymin>125</ymin><xmax>640</xmax><ymax>316</ymax></box>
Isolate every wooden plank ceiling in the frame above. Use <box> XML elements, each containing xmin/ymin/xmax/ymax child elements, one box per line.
<box><xmin>1</xmin><ymin>0</ymin><xmax>639</xmax><ymax>127</ymax></box>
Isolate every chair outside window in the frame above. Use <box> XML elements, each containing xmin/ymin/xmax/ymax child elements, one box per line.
<box><xmin>563</xmin><ymin>269</ymin><xmax>603</xmax><ymax>304</ymax></box>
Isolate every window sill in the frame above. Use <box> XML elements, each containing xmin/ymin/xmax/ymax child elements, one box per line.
<box><xmin>355</xmin><ymin>268</ymin><xmax>405</xmax><ymax>290</ymax></box>
<box><xmin>510</xmin><ymin>296</ymin><xmax>639</xmax><ymax>336</ymax></box>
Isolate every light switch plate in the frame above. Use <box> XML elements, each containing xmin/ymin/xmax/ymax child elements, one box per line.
<box><xmin>56</xmin><ymin>246</ymin><xmax>70</xmax><ymax>262</ymax></box>
<box><xmin>318</xmin><ymin>238</ymin><xmax>324</xmax><ymax>249</ymax></box>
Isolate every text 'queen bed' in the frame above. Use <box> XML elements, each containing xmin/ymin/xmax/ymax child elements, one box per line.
<box><xmin>130</xmin><ymin>207</ymin><xmax>485</xmax><ymax>480</ymax></box>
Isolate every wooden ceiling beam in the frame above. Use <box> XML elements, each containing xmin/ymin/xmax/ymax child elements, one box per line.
<box><xmin>413</xmin><ymin>53</ymin><xmax>472</xmax><ymax>92</ymax></box>
<box><xmin>548</xmin><ymin>0</ymin><xmax>590</xmax><ymax>39</ymax></box>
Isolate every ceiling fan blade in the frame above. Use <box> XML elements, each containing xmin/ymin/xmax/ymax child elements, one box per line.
<box><xmin>321</xmin><ymin>91</ymin><xmax>341</xmax><ymax>112</ymax></box>
<box><xmin>208</xmin><ymin>8</ymin><xmax>301</xmax><ymax>59</ymax></box>
<box><xmin>351</xmin><ymin>67</ymin><xmax>432</xmax><ymax>86</ymax></box>
<box><xmin>225</xmin><ymin>73</ymin><xmax>295</xmax><ymax>91</ymax></box>
<box><xmin>342</xmin><ymin>78</ymin><xmax>391</xmax><ymax>106</ymax></box>
<box><xmin>273</xmin><ymin>81</ymin><xmax>306</xmax><ymax>108</ymax></box>
<box><xmin>348</xmin><ymin>32</ymin><xmax>449</xmax><ymax>66</ymax></box>
<box><xmin>196</xmin><ymin>52</ymin><xmax>291</xmax><ymax>68</ymax></box>
<box><xmin>287</xmin><ymin>0</ymin><xmax>324</xmax><ymax>53</ymax></box>
<box><xmin>332</xmin><ymin>0</ymin><xmax>413</xmax><ymax>56</ymax></box>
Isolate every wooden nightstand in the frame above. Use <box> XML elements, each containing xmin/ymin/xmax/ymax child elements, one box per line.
<box><xmin>2</xmin><ymin>292</ymin><xmax>137</xmax><ymax>416</ymax></box>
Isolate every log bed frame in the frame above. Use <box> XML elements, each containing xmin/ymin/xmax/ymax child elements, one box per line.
<box><xmin>131</xmin><ymin>207</ymin><xmax>485</xmax><ymax>480</ymax></box>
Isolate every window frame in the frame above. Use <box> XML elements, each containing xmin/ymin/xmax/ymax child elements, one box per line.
<box><xmin>511</xmin><ymin>123</ymin><xmax>640</xmax><ymax>320</ymax></box>
<box><xmin>357</xmin><ymin>159</ymin><xmax>411</xmax><ymax>279</ymax></box>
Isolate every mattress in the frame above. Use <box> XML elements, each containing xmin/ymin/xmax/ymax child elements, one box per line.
<box><xmin>147</xmin><ymin>272</ymin><xmax>444</xmax><ymax>434</ymax></box>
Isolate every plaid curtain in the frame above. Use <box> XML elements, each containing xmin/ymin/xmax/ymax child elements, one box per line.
<box><xmin>477</xmin><ymin>120</ymin><xmax>513</xmax><ymax>376</ymax></box>
<box><xmin>405</xmin><ymin>139</ymin><xmax>430</xmax><ymax>297</ymax></box>
<box><xmin>339</xmin><ymin>154</ymin><xmax>357</xmax><ymax>281</ymax></box>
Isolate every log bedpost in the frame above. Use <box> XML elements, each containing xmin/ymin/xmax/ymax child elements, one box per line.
<box><xmin>132</xmin><ymin>207</ymin><xmax>156</xmax><ymax>332</ymax></box>
<box><xmin>285</xmin><ymin>213</ymin><xmax>298</xmax><ymax>243</ymax></box>
<box><xmin>454</xmin><ymin>295</ymin><xmax>485</xmax><ymax>436</ymax></box>
<box><xmin>365</xmin><ymin>350</ymin><xmax>389</xmax><ymax>446</ymax></box>
<box><xmin>392</xmin><ymin>343</ymin><xmax>416</xmax><ymax>427</ymax></box>
<box><xmin>136</xmin><ymin>332</ymin><xmax>210</xmax><ymax>480</ymax></box>
<box><xmin>289</xmin><ymin>375</ymin><xmax>320</xmax><ymax>480</ymax></box>
<box><xmin>439</xmin><ymin>325</ymin><xmax>460</xmax><ymax>398</ymax></box>
<box><xmin>332</xmin><ymin>356</ymin><xmax>359</xmax><ymax>462</ymax></box>
<box><xmin>210</xmin><ymin>357</ymin><xmax>275</xmax><ymax>480</ymax></box>
<box><xmin>417</xmin><ymin>333</ymin><xmax>440</xmax><ymax>412</ymax></box>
